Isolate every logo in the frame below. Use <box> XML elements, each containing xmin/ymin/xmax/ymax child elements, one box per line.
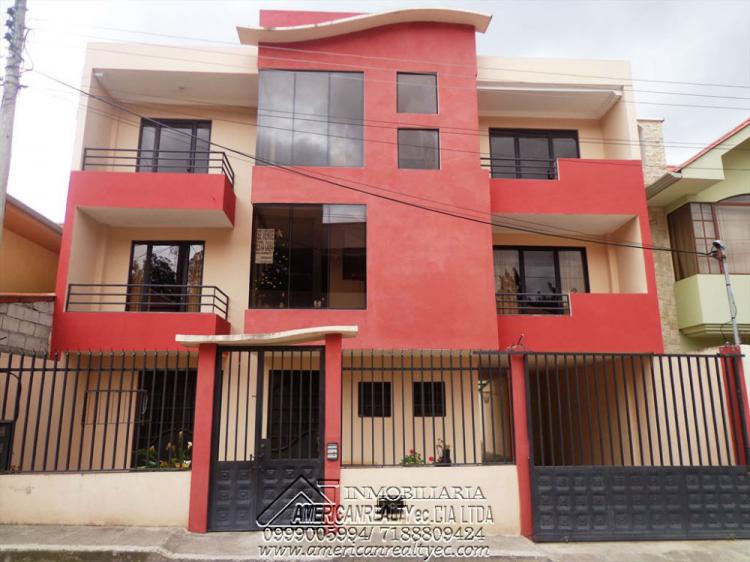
<box><xmin>256</xmin><ymin>474</ymin><xmax>337</xmax><ymax>528</ymax></box>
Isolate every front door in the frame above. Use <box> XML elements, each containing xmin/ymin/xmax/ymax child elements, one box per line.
<box><xmin>208</xmin><ymin>348</ymin><xmax>325</xmax><ymax>531</ymax></box>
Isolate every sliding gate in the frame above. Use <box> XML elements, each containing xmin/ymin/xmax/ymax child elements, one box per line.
<box><xmin>208</xmin><ymin>347</ymin><xmax>325</xmax><ymax>531</ymax></box>
<box><xmin>526</xmin><ymin>352</ymin><xmax>750</xmax><ymax>541</ymax></box>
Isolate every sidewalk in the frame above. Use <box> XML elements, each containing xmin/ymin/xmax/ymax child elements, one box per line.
<box><xmin>0</xmin><ymin>525</ymin><xmax>748</xmax><ymax>562</ymax></box>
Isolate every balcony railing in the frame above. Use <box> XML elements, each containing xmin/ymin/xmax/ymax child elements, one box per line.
<box><xmin>496</xmin><ymin>293</ymin><xmax>570</xmax><ymax>315</ymax></box>
<box><xmin>481</xmin><ymin>156</ymin><xmax>558</xmax><ymax>180</ymax></box>
<box><xmin>66</xmin><ymin>284</ymin><xmax>229</xmax><ymax>319</ymax></box>
<box><xmin>82</xmin><ymin>148</ymin><xmax>235</xmax><ymax>185</ymax></box>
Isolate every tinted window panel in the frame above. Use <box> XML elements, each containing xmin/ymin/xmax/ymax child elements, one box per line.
<box><xmin>257</xmin><ymin>70</ymin><xmax>364</xmax><ymax>167</ymax></box>
<box><xmin>137</xmin><ymin>120</ymin><xmax>211</xmax><ymax>173</ymax></box>
<box><xmin>488</xmin><ymin>130</ymin><xmax>579</xmax><ymax>179</ymax></box>
<box><xmin>251</xmin><ymin>205</ymin><xmax>367</xmax><ymax>309</ymax></box>
<box><xmin>397</xmin><ymin>73</ymin><xmax>437</xmax><ymax>114</ymax></box>
<box><xmin>398</xmin><ymin>129</ymin><xmax>439</xmax><ymax>169</ymax></box>
<box><xmin>359</xmin><ymin>382</ymin><xmax>392</xmax><ymax>417</ymax></box>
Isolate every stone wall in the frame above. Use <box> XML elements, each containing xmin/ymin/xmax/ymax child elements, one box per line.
<box><xmin>0</xmin><ymin>297</ymin><xmax>54</xmax><ymax>354</ymax></box>
<box><xmin>638</xmin><ymin>119</ymin><xmax>683</xmax><ymax>352</ymax></box>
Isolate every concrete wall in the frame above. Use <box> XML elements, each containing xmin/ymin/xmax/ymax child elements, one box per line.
<box><xmin>339</xmin><ymin>465</ymin><xmax>519</xmax><ymax>535</ymax></box>
<box><xmin>0</xmin><ymin>471</ymin><xmax>190</xmax><ymax>526</ymax></box>
<box><xmin>0</xmin><ymin>299</ymin><xmax>54</xmax><ymax>354</ymax></box>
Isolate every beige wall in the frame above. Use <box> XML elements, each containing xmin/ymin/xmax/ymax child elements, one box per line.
<box><xmin>0</xmin><ymin>471</ymin><xmax>189</xmax><ymax>526</ymax></box>
<box><xmin>0</xmin><ymin>228</ymin><xmax>59</xmax><ymax>293</ymax></box>
<box><xmin>340</xmin><ymin>465</ymin><xmax>520</xmax><ymax>535</ymax></box>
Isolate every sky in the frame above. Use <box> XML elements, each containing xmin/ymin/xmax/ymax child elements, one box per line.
<box><xmin>3</xmin><ymin>0</ymin><xmax>750</xmax><ymax>223</ymax></box>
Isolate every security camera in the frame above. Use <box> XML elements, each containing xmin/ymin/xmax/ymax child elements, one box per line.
<box><xmin>712</xmin><ymin>240</ymin><xmax>726</xmax><ymax>251</ymax></box>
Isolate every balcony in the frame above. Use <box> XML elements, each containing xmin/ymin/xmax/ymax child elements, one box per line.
<box><xmin>52</xmin><ymin>284</ymin><xmax>231</xmax><ymax>352</ymax></box>
<box><xmin>487</xmin><ymin>158</ymin><xmax>647</xmax><ymax>216</ymax></box>
<box><xmin>675</xmin><ymin>274</ymin><xmax>750</xmax><ymax>338</ymax></box>
<box><xmin>496</xmin><ymin>292</ymin><xmax>663</xmax><ymax>353</ymax></box>
<box><xmin>68</xmin><ymin>148</ymin><xmax>236</xmax><ymax>228</ymax></box>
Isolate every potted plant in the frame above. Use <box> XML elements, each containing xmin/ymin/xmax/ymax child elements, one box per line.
<box><xmin>435</xmin><ymin>439</ymin><xmax>452</xmax><ymax>466</ymax></box>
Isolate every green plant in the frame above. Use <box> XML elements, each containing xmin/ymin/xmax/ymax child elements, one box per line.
<box><xmin>163</xmin><ymin>431</ymin><xmax>192</xmax><ymax>469</ymax></box>
<box><xmin>134</xmin><ymin>430</ymin><xmax>192</xmax><ymax>470</ymax></box>
<box><xmin>400</xmin><ymin>449</ymin><xmax>425</xmax><ymax>466</ymax></box>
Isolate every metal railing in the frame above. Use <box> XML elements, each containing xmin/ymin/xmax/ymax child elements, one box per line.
<box><xmin>341</xmin><ymin>350</ymin><xmax>515</xmax><ymax>466</ymax></box>
<box><xmin>526</xmin><ymin>352</ymin><xmax>748</xmax><ymax>467</ymax></box>
<box><xmin>0</xmin><ymin>351</ymin><xmax>197</xmax><ymax>473</ymax></box>
<box><xmin>480</xmin><ymin>156</ymin><xmax>558</xmax><ymax>179</ymax></box>
<box><xmin>496</xmin><ymin>293</ymin><xmax>570</xmax><ymax>315</ymax></box>
<box><xmin>66</xmin><ymin>284</ymin><xmax>229</xmax><ymax>320</ymax></box>
<box><xmin>82</xmin><ymin>148</ymin><xmax>235</xmax><ymax>185</ymax></box>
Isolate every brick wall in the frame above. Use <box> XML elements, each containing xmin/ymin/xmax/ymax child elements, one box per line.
<box><xmin>638</xmin><ymin>119</ymin><xmax>682</xmax><ymax>352</ymax></box>
<box><xmin>0</xmin><ymin>297</ymin><xmax>54</xmax><ymax>354</ymax></box>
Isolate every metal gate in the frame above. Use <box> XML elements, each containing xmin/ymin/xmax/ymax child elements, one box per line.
<box><xmin>208</xmin><ymin>347</ymin><xmax>325</xmax><ymax>531</ymax></box>
<box><xmin>526</xmin><ymin>352</ymin><xmax>750</xmax><ymax>541</ymax></box>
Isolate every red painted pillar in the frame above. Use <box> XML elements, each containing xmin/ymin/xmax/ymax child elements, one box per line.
<box><xmin>510</xmin><ymin>353</ymin><xmax>533</xmax><ymax>537</ymax></box>
<box><xmin>720</xmin><ymin>345</ymin><xmax>750</xmax><ymax>465</ymax></box>
<box><xmin>188</xmin><ymin>343</ymin><xmax>218</xmax><ymax>533</ymax></box>
<box><xmin>323</xmin><ymin>334</ymin><xmax>343</xmax><ymax>525</ymax></box>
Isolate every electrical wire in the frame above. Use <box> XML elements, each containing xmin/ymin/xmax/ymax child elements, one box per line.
<box><xmin>27</xmin><ymin>17</ymin><xmax>750</xmax><ymax>91</ymax></box>
<box><xmin>35</xmin><ymin>69</ymin><xmax>713</xmax><ymax>258</ymax></box>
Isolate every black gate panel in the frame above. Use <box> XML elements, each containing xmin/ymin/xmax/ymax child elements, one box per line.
<box><xmin>526</xmin><ymin>353</ymin><xmax>750</xmax><ymax>541</ymax></box>
<box><xmin>533</xmin><ymin>466</ymin><xmax>750</xmax><ymax>541</ymax></box>
<box><xmin>208</xmin><ymin>348</ymin><xmax>324</xmax><ymax>532</ymax></box>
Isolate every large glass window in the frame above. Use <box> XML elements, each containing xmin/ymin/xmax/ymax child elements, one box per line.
<box><xmin>668</xmin><ymin>196</ymin><xmax>750</xmax><ymax>280</ymax></box>
<box><xmin>251</xmin><ymin>205</ymin><xmax>366</xmax><ymax>309</ymax></box>
<box><xmin>398</xmin><ymin>129</ymin><xmax>439</xmax><ymax>169</ymax></box>
<box><xmin>494</xmin><ymin>247</ymin><xmax>588</xmax><ymax>314</ymax></box>
<box><xmin>137</xmin><ymin>120</ymin><xmax>211</xmax><ymax>173</ymax></box>
<box><xmin>256</xmin><ymin>70</ymin><xmax>364</xmax><ymax>167</ymax></box>
<box><xmin>127</xmin><ymin>241</ymin><xmax>204</xmax><ymax>312</ymax></box>
<box><xmin>488</xmin><ymin>129</ymin><xmax>579</xmax><ymax>179</ymax></box>
<box><xmin>397</xmin><ymin>73</ymin><xmax>437</xmax><ymax>114</ymax></box>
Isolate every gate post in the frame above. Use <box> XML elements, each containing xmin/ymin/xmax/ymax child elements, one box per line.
<box><xmin>510</xmin><ymin>353</ymin><xmax>533</xmax><ymax>537</ymax></box>
<box><xmin>188</xmin><ymin>343</ymin><xmax>218</xmax><ymax>533</ymax></box>
<box><xmin>323</xmin><ymin>334</ymin><xmax>343</xmax><ymax>525</ymax></box>
<box><xmin>720</xmin><ymin>345</ymin><xmax>750</xmax><ymax>464</ymax></box>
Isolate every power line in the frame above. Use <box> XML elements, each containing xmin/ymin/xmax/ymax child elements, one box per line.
<box><xmin>36</xmin><ymin>69</ymin><xmax>711</xmax><ymax>258</ymax></box>
<box><xmin>27</xmin><ymin>18</ymin><xmax>750</xmax><ymax>91</ymax></box>
<box><xmin>24</xmin><ymin>34</ymin><xmax>750</xmax><ymax>112</ymax></box>
<box><xmin>36</xmin><ymin>83</ymin><xmax>750</xmax><ymax>171</ymax></box>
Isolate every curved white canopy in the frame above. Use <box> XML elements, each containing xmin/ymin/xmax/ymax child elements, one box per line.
<box><xmin>237</xmin><ymin>8</ymin><xmax>491</xmax><ymax>45</ymax></box>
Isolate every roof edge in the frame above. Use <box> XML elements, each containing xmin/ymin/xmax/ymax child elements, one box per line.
<box><xmin>237</xmin><ymin>8</ymin><xmax>492</xmax><ymax>45</ymax></box>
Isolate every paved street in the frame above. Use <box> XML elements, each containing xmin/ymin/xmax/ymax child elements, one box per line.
<box><xmin>0</xmin><ymin>525</ymin><xmax>748</xmax><ymax>562</ymax></box>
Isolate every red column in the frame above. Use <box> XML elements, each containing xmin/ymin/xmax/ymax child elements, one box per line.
<box><xmin>188</xmin><ymin>343</ymin><xmax>218</xmax><ymax>533</ymax></box>
<box><xmin>720</xmin><ymin>345</ymin><xmax>750</xmax><ymax>465</ymax></box>
<box><xmin>323</xmin><ymin>334</ymin><xmax>343</xmax><ymax>525</ymax></box>
<box><xmin>510</xmin><ymin>353</ymin><xmax>533</xmax><ymax>537</ymax></box>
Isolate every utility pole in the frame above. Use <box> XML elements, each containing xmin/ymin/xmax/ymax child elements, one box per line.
<box><xmin>0</xmin><ymin>0</ymin><xmax>27</xmax><ymax>248</ymax></box>
<box><xmin>712</xmin><ymin>239</ymin><xmax>742</xmax><ymax>347</ymax></box>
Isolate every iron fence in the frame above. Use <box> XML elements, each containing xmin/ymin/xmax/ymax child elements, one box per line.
<box><xmin>66</xmin><ymin>283</ymin><xmax>229</xmax><ymax>319</ymax></box>
<box><xmin>341</xmin><ymin>350</ymin><xmax>514</xmax><ymax>466</ymax></box>
<box><xmin>82</xmin><ymin>148</ymin><xmax>235</xmax><ymax>185</ymax></box>
<box><xmin>480</xmin><ymin>156</ymin><xmax>558</xmax><ymax>180</ymax></box>
<box><xmin>0</xmin><ymin>351</ymin><xmax>197</xmax><ymax>473</ymax></box>
<box><xmin>526</xmin><ymin>352</ymin><xmax>749</xmax><ymax>467</ymax></box>
<box><xmin>496</xmin><ymin>293</ymin><xmax>570</xmax><ymax>315</ymax></box>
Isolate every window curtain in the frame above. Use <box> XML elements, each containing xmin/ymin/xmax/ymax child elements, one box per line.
<box><xmin>716</xmin><ymin>204</ymin><xmax>750</xmax><ymax>274</ymax></box>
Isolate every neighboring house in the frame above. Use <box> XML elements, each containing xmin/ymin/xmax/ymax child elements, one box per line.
<box><xmin>0</xmin><ymin>195</ymin><xmax>60</xmax><ymax>353</ymax></box>
<box><xmin>645</xmin><ymin>119</ymin><xmax>750</xmax><ymax>352</ymax></box>
<box><xmin>0</xmin><ymin>9</ymin><xmax>747</xmax><ymax>544</ymax></box>
<box><xmin>0</xmin><ymin>194</ymin><xmax>61</xmax><ymax>293</ymax></box>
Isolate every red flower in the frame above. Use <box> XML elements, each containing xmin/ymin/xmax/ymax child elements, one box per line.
<box><xmin>428</xmin><ymin>456</ymin><xmax>434</xmax><ymax>462</ymax></box>
<box><xmin>409</xmin><ymin>449</ymin><xmax>414</xmax><ymax>454</ymax></box>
